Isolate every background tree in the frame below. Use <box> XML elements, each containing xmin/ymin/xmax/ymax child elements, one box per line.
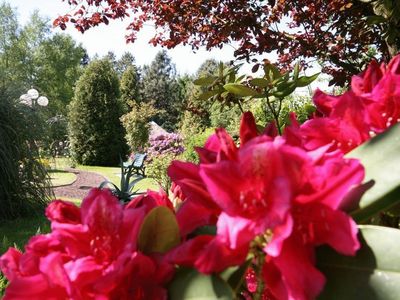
<box><xmin>120</xmin><ymin>64</ymin><xmax>141</xmax><ymax>111</ymax></box>
<box><xmin>33</xmin><ymin>33</ymin><xmax>86</xmax><ymax>150</ymax></box>
<box><xmin>34</xmin><ymin>34</ymin><xmax>86</xmax><ymax>118</ymax></box>
<box><xmin>141</xmin><ymin>50</ymin><xmax>181</xmax><ymax>131</ymax></box>
<box><xmin>115</xmin><ymin>52</ymin><xmax>137</xmax><ymax>77</ymax></box>
<box><xmin>0</xmin><ymin>3</ymin><xmax>30</xmax><ymax>92</ymax></box>
<box><xmin>180</xmin><ymin>59</ymin><xmax>219</xmax><ymax>137</ymax></box>
<box><xmin>57</xmin><ymin>0</ymin><xmax>400</xmax><ymax>86</ymax></box>
<box><xmin>68</xmin><ymin>58</ymin><xmax>127</xmax><ymax>166</ymax></box>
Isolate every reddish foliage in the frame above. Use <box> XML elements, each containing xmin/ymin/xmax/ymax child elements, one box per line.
<box><xmin>56</xmin><ymin>0</ymin><xmax>390</xmax><ymax>85</ymax></box>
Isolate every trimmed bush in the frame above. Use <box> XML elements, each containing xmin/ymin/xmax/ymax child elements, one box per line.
<box><xmin>120</xmin><ymin>101</ymin><xmax>158</xmax><ymax>152</ymax></box>
<box><xmin>68</xmin><ymin>59</ymin><xmax>127</xmax><ymax>166</ymax></box>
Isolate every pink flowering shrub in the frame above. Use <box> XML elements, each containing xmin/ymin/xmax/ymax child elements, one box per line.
<box><xmin>300</xmin><ymin>55</ymin><xmax>400</xmax><ymax>153</ymax></box>
<box><xmin>0</xmin><ymin>189</ymin><xmax>175</xmax><ymax>299</ymax></box>
<box><xmin>167</xmin><ymin>112</ymin><xmax>364</xmax><ymax>299</ymax></box>
<box><xmin>147</xmin><ymin>132</ymin><xmax>184</xmax><ymax>159</ymax></box>
<box><xmin>2</xmin><ymin>55</ymin><xmax>400</xmax><ymax>299</ymax></box>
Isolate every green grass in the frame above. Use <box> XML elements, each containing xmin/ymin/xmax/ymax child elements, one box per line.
<box><xmin>0</xmin><ymin>214</ymin><xmax>50</xmax><ymax>255</ymax></box>
<box><xmin>49</xmin><ymin>170</ymin><xmax>77</xmax><ymax>186</ymax></box>
<box><xmin>0</xmin><ymin>213</ymin><xmax>51</xmax><ymax>296</ymax></box>
<box><xmin>51</xmin><ymin>157</ymin><xmax>159</xmax><ymax>191</ymax></box>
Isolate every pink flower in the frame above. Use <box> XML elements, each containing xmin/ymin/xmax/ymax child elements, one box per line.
<box><xmin>300</xmin><ymin>90</ymin><xmax>371</xmax><ymax>153</ymax></box>
<box><xmin>167</xmin><ymin>112</ymin><xmax>363</xmax><ymax>300</ymax></box>
<box><xmin>0</xmin><ymin>189</ymin><xmax>174</xmax><ymax>299</ymax></box>
<box><xmin>301</xmin><ymin>54</ymin><xmax>400</xmax><ymax>153</ymax></box>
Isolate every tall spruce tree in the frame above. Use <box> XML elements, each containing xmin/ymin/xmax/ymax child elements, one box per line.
<box><xmin>120</xmin><ymin>65</ymin><xmax>141</xmax><ymax>111</ymax></box>
<box><xmin>68</xmin><ymin>58</ymin><xmax>127</xmax><ymax>166</ymax></box>
<box><xmin>141</xmin><ymin>50</ymin><xmax>181</xmax><ymax>131</ymax></box>
<box><xmin>115</xmin><ymin>52</ymin><xmax>137</xmax><ymax>77</ymax></box>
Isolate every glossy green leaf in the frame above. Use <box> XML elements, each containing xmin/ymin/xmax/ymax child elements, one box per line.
<box><xmin>193</xmin><ymin>76</ymin><xmax>217</xmax><ymax>86</ymax></box>
<box><xmin>169</xmin><ymin>268</ymin><xmax>234</xmax><ymax>300</ymax></box>
<box><xmin>235</xmin><ymin>74</ymin><xmax>246</xmax><ymax>83</ymax></box>
<box><xmin>347</xmin><ymin>123</ymin><xmax>400</xmax><ymax>222</ymax></box>
<box><xmin>317</xmin><ymin>225</ymin><xmax>400</xmax><ymax>300</ymax></box>
<box><xmin>223</xmin><ymin>83</ymin><xmax>259</xmax><ymax>97</ymax></box>
<box><xmin>296</xmin><ymin>73</ymin><xmax>320</xmax><ymax>87</ymax></box>
<box><xmin>138</xmin><ymin>206</ymin><xmax>180</xmax><ymax>254</ymax></box>
<box><xmin>250</xmin><ymin>78</ymin><xmax>269</xmax><ymax>88</ymax></box>
<box><xmin>273</xmin><ymin>82</ymin><xmax>297</xmax><ymax>98</ymax></box>
<box><xmin>197</xmin><ymin>89</ymin><xmax>220</xmax><ymax>101</ymax></box>
<box><xmin>228</xmin><ymin>71</ymin><xmax>236</xmax><ymax>83</ymax></box>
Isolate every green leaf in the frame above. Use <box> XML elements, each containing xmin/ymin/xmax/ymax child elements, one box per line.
<box><xmin>138</xmin><ymin>206</ymin><xmax>180</xmax><ymax>254</ymax></box>
<box><xmin>273</xmin><ymin>81</ymin><xmax>297</xmax><ymax>98</ymax></box>
<box><xmin>223</xmin><ymin>83</ymin><xmax>259</xmax><ymax>97</ymax></box>
<box><xmin>263</xmin><ymin>63</ymin><xmax>282</xmax><ymax>81</ymax></box>
<box><xmin>317</xmin><ymin>225</ymin><xmax>400</xmax><ymax>300</ymax></box>
<box><xmin>365</xmin><ymin>15</ymin><xmax>387</xmax><ymax>25</ymax></box>
<box><xmin>293</xmin><ymin>62</ymin><xmax>300</xmax><ymax>80</ymax></box>
<box><xmin>191</xmin><ymin>225</ymin><xmax>217</xmax><ymax>236</ymax></box>
<box><xmin>347</xmin><ymin>123</ymin><xmax>400</xmax><ymax>222</ymax></box>
<box><xmin>219</xmin><ymin>62</ymin><xmax>224</xmax><ymax>77</ymax></box>
<box><xmin>128</xmin><ymin>176</ymin><xmax>144</xmax><ymax>191</ymax></box>
<box><xmin>193</xmin><ymin>76</ymin><xmax>217</xmax><ymax>86</ymax></box>
<box><xmin>250</xmin><ymin>78</ymin><xmax>269</xmax><ymax>88</ymax></box>
<box><xmin>168</xmin><ymin>268</ymin><xmax>234</xmax><ymax>300</ymax></box>
<box><xmin>197</xmin><ymin>89</ymin><xmax>220</xmax><ymax>101</ymax></box>
<box><xmin>296</xmin><ymin>73</ymin><xmax>320</xmax><ymax>87</ymax></box>
<box><xmin>220</xmin><ymin>260</ymin><xmax>251</xmax><ymax>294</ymax></box>
<box><xmin>235</xmin><ymin>75</ymin><xmax>246</xmax><ymax>83</ymax></box>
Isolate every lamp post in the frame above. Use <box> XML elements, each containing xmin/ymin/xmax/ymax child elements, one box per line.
<box><xmin>19</xmin><ymin>88</ymin><xmax>49</xmax><ymax>108</ymax></box>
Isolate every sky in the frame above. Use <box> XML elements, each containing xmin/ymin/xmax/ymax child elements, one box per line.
<box><xmin>10</xmin><ymin>0</ymin><xmax>237</xmax><ymax>75</ymax></box>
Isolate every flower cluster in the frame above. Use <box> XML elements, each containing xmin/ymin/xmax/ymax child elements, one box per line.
<box><xmin>166</xmin><ymin>111</ymin><xmax>364</xmax><ymax>300</ymax></box>
<box><xmin>0</xmin><ymin>189</ymin><xmax>175</xmax><ymax>299</ymax></box>
<box><xmin>300</xmin><ymin>55</ymin><xmax>400</xmax><ymax>153</ymax></box>
<box><xmin>147</xmin><ymin>132</ymin><xmax>184</xmax><ymax>159</ymax></box>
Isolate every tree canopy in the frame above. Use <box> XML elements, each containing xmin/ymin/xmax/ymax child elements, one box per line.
<box><xmin>56</xmin><ymin>0</ymin><xmax>400</xmax><ymax>85</ymax></box>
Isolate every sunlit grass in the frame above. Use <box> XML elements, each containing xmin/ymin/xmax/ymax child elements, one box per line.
<box><xmin>49</xmin><ymin>169</ymin><xmax>77</xmax><ymax>186</ymax></box>
<box><xmin>51</xmin><ymin>157</ymin><xmax>160</xmax><ymax>191</ymax></box>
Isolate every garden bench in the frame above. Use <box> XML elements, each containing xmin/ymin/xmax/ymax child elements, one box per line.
<box><xmin>123</xmin><ymin>153</ymin><xmax>147</xmax><ymax>177</ymax></box>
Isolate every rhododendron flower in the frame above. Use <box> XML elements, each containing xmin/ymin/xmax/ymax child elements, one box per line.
<box><xmin>301</xmin><ymin>54</ymin><xmax>400</xmax><ymax>153</ymax></box>
<box><xmin>168</xmin><ymin>112</ymin><xmax>364</xmax><ymax>299</ymax></box>
<box><xmin>0</xmin><ymin>189</ymin><xmax>174</xmax><ymax>300</ymax></box>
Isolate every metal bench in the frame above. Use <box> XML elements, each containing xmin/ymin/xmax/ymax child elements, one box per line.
<box><xmin>124</xmin><ymin>153</ymin><xmax>147</xmax><ymax>177</ymax></box>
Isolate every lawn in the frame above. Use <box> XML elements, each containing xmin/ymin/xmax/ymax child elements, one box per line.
<box><xmin>49</xmin><ymin>169</ymin><xmax>77</xmax><ymax>186</ymax></box>
<box><xmin>0</xmin><ymin>214</ymin><xmax>50</xmax><ymax>254</ymax></box>
<box><xmin>51</xmin><ymin>157</ymin><xmax>159</xmax><ymax>192</ymax></box>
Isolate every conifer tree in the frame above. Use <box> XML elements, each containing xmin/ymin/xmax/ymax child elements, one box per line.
<box><xmin>68</xmin><ymin>59</ymin><xmax>127</xmax><ymax>166</ymax></box>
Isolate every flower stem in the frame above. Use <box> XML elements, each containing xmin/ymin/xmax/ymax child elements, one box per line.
<box><xmin>254</xmin><ymin>252</ymin><xmax>266</xmax><ymax>300</ymax></box>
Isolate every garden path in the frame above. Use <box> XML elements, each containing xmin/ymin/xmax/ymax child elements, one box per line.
<box><xmin>52</xmin><ymin>168</ymin><xmax>106</xmax><ymax>199</ymax></box>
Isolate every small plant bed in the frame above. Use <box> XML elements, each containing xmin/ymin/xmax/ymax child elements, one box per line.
<box><xmin>49</xmin><ymin>169</ymin><xmax>77</xmax><ymax>187</ymax></box>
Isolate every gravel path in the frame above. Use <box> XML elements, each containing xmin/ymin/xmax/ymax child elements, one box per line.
<box><xmin>52</xmin><ymin>168</ymin><xmax>107</xmax><ymax>199</ymax></box>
